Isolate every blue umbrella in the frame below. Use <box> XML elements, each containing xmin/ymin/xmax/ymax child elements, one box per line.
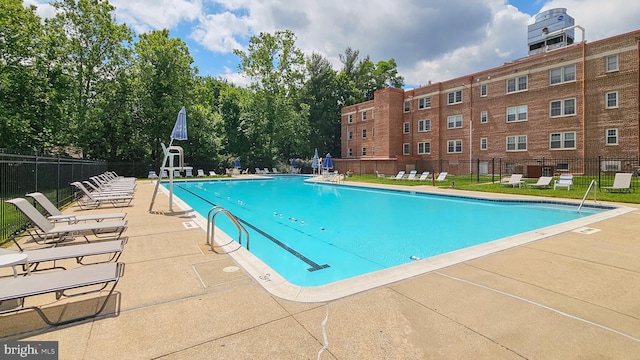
<box><xmin>234</xmin><ymin>157</ymin><xmax>241</xmax><ymax>168</ymax></box>
<box><xmin>171</xmin><ymin>106</ymin><xmax>188</xmax><ymax>141</ymax></box>
<box><xmin>322</xmin><ymin>153</ymin><xmax>333</xmax><ymax>170</ymax></box>
<box><xmin>311</xmin><ymin>149</ymin><xmax>319</xmax><ymax>173</ymax></box>
<box><xmin>290</xmin><ymin>158</ymin><xmax>297</xmax><ymax>167</ymax></box>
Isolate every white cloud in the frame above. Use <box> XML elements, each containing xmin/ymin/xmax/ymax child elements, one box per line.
<box><xmin>27</xmin><ymin>0</ymin><xmax>640</xmax><ymax>87</ymax></box>
<box><xmin>110</xmin><ymin>0</ymin><xmax>202</xmax><ymax>34</ymax></box>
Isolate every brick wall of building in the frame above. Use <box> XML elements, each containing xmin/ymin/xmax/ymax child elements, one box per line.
<box><xmin>340</xmin><ymin>29</ymin><xmax>640</xmax><ymax>175</ymax></box>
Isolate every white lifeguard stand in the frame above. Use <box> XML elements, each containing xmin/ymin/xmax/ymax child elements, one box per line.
<box><xmin>149</xmin><ymin>107</ymin><xmax>188</xmax><ymax>213</ymax></box>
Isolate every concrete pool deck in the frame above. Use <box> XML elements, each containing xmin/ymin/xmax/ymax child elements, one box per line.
<box><xmin>2</xmin><ymin>177</ymin><xmax>640</xmax><ymax>359</ymax></box>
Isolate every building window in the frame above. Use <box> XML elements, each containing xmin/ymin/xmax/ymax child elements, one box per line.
<box><xmin>447</xmin><ymin>114</ymin><xmax>463</xmax><ymax>129</ymax></box>
<box><xmin>447</xmin><ymin>90</ymin><xmax>462</xmax><ymax>105</ymax></box>
<box><xmin>480</xmin><ymin>84</ymin><xmax>487</xmax><ymax>97</ymax></box>
<box><xmin>404</xmin><ymin>100</ymin><xmax>410</xmax><ymax>112</ymax></box>
<box><xmin>606</xmin><ymin>55</ymin><xmax>619</xmax><ymax>72</ymax></box>
<box><xmin>550</xmin><ymin>132</ymin><xmax>576</xmax><ymax>149</ymax></box>
<box><xmin>606</xmin><ymin>128</ymin><xmax>618</xmax><ymax>145</ymax></box>
<box><xmin>506</xmin><ymin>135</ymin><xmax>527</xmax><ymax>151</ymax></box>
<box><xmin>348</xmin><ymin>148</ymin><xmax>352</xmax><ymax>157</ymax></box>
<box><xmin>362</xmin><ymin>129</ymin><xmax>366</xmax><ymax>138</ymax></box>
<box><xmin>372</xmin><ymin>127</ymin><xmax>374</xmax><ymax>137</ymax></box>
<box><xmin>556</xmin><ymin>163</ymin><xmax>569</xmax><ymax>171</ymax></box>
<box><xmin>480</xmin><ymin>111</ymin><xmax>488</xmax><ymax>123</ymax></box>
<box><xmin>403</xmin><ymin>143</ymin><xmax>410</xmax><ymax>155</ymax></box>
<box><xmin>362</xmin><ymin>147</ymin><xmax>367</xmax><ymax>156</ymax></box>
<box><xmin>372</xmin><ymin>109</ymin><xmax>375</xmax><ymax>119</ymax></box>
<box><xmin>348</xmin><ymin>114</ymin><xmax>352</xmax><ymax>123</ymax></box>
<box><xmin>418</xmin><ymin>142</ymin><xmax>431</xmax><ymax>154</ymax></box>
<box><xmin>362</xmin><ymin>111</ymin><xmax>367</xmax><ymax>121</ymax></box>
<box><xmin>550</xmin><ymin>98</ymin><xmax>576</xmax><ymax>117</ymax></box>
<box><xmin>549</xmin><ymin>64</ymin><xmax>576</xmax><ymax>85</ymax></box>
<box><xmin>348</xmin><ymin>131</ymin><xmax>353</xmax><ymax>140</ymax></box>
<box><xmin>480</xmin><ymin>137</ymin><xmax>487</xmax><ymax>150</ymax></box>
<box><xmin>606</xmin><ymin>91</ymin><xmax>618</xmax><ymax>108</ymax></box>
<box><xmin>403</xmin><ymin>122</ymin><xmax>410</xmax><ymax>134</ymax></box>
<box><xmin>418</xmin><ymin>119</ymin><xmax>431</xmax><ymax>132</ymax></box>
<box><xmin>447</xmin><ymin>140</ymin><xmax>463</xmax><ymax>153</ymax></box>
<box><xmin>506</xmin><ymin>75</ymin><xmax>528</xmax><ymax>93</ymax></box>
<box><xmin>506</xmin><ymin>105</ymin><xmax>528</xmax><ymax>122</ymax></box>
<box><xmin>418</xmin><ymin>97</ymin><xmax>431</xmax><ymax>109</ymax></box>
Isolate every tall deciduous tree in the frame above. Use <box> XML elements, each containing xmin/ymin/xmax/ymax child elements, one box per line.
<box><xmin>0</xmin><ymin>0</ymin><xmax>45</xmax><ymax>150</ymax></box>
<box><xmin>233</xmin><ymin>30</ymin><xmax>309</xmax><ymax>164</ymax></box>
<box><xmin>300</xmin><ymin>52</ymin><xmax>342</xmax><ymax>157</ymax></box>
<box><xmin>133</xmin><ymin>29</ymin><xmax>195</xmax><ymax>162</ymax></box>
<box><xmin>47</xmin><ymin>0</ymin><xmax>133</xmax><ymax>158</ymax></box>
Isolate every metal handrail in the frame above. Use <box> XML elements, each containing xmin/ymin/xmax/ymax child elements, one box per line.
<box><xmin>206</xmin><ymin>206</ymin><xmax>249</xmax><ymax>253</ymax></box>
<box><xmin>578</xmin><ymin>179</ymin><xmax>597</xmax><ymax>213</ymax></box>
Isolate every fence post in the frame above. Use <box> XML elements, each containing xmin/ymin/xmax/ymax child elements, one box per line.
<box><xmin>597</xmin><ymin>155</ymin><xmax>601</xmax><ymax>188</ymax></box>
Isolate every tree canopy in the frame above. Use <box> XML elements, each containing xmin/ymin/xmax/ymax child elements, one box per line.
<box><xmin>0</xmin><ymin>0</ymin><xmax>404</xmax><ymax>168</ymax></box>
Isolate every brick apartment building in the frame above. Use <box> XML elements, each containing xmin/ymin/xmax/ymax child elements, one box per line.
<box><xmin>337</xmin><ymin>9</ymin><xmax>640</xmax><ymax>177</ymax></box>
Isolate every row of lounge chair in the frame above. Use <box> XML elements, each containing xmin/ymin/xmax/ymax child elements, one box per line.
<box><xmin>501</xmin><ymin>173</ymin><xmax>634</xmax><ymax>192</ymax></box>
<box><xmin>1</xmin><ymin>171</ymin><xmax>132</xmax><ymax>325</ymax></box>
<box><xmin>385</xmin><ymin>171</ymin><xmax>448</xmax><ymax>182</ymax></box>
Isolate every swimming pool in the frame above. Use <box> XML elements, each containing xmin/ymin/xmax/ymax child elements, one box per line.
<box><xmin>164</xmin><ymin>176</ymin><xmax>624</xmax><ymax>296</ymax></box>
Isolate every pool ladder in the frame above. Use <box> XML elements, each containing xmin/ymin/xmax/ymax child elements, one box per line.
<box><xmin>578</xmin><ymin>179</ymin><xmax>597</xmax><ymax>213</ymax></box>
<box><xmin>206</xmin><ymin>206</ymin><xmax>250</xmax><ymax>253</ymax></box>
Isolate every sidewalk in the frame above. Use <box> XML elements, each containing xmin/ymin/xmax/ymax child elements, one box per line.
<box><xmin>1</xmin><ymin>179</ymin><xmax>640</xmax><ymax>359</ymax></box>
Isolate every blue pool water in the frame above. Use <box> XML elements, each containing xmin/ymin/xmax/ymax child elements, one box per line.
<box><xmin>166</xmin><ymin>176</ymin><xmax>605</xmax><ymax>287</ymax></box>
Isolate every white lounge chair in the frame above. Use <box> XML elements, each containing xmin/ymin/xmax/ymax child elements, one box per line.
<box><xmin>602</xmin><ymin>173</ymin><xmax>633</xmax><ymax>192</ymax></box>
<box><xmin>173</xmin><ymin>170</ymin><xmax>182</xmax><ymax>178</ymax></box>
<box><xmin>185</xmin><ymin>168</ymin><xmax>194</xmax><ymax>177</ymax></box>
<box><xmin>435</xmin><ymin>172</ymin><xmax>448</xmax><ymax>181</ymax></box>
<box><xmin>84</xmin><ymin>181</ymin><xmax>134</xmax><ymax>196</ymax></box>
<box><xmin>209</xmin><ymin>170</ymin><xmax>217</xmax><ymax>176</ymax></box>
<box><xmin>254</xmin><ymin>168</ymin><xmax>262</xmax><ymax>174</ymax></box>
<box><xmin>502</xmin><ymin>174</ymin><xmax>524</xmax><ymax>188</ymax></box>
<box><xmin>390</xmin><ymin>171</ymin><xmax>405</xmax><ymax>180</ymax></box>
<box><xmin>161</xmin><ymin>170</ymin><xmax>169</xmax><ymax>178</ymax></box>
<box><xmin>406</xmin><ymin>170</ymin><xmax>418</xmax><ymax>180</ymax></box>
<box><xmin>0</xmin><ymin>262</ymin><xmax>124</xmax><ymax>325</ymax></box>
<box><xmin>147</xmin><ymin>171</ymin><xmax>158</xmax><ymax>179</ymax></box>
<box><xmin>90</xmin><ymin>176</ymin><xmax>135</xmax><ymax>191</ymax></box>
<box><xmin>376</xmin><ymin>171</ymin><xmax>385</xmax><ymax>178</ymax></box>
<box><xmin>197</xmin><ymin>169</ymin><xmax>206</xmax><ymax>177</ymax></box>
<box><xmin>0</xmin><ymin>239</ymin><xmax>126</xmax><ymax>272</ymax></box>
<box><xmin>528</xmin><ymin>176</ymin><xmax>553</xmax><ymax>189</ymax></box>
<box><xmin>71</xmin><ymin>182</ymin><xmax>133</xmax><ymax>209</ymax></box>
<box><xmin>26</xmin><ymin>192</ymin><xmax>126</xmax><ymax>224</ymax></box>
<box><xmin>272</xmin><ymin>168</ymin><xmax>280</xmax><ymax>174</ymax></box>
<box><xmin>263</xmin><ymin>168</ymin><xmax>271</xmax><ymax>174</ymax></box>
<box><xmin>416</xmin><ymin>171</ymin><xmax>430</xmax><ymax>181</ymax></box>
<box><xmin>554</xmin><ymin>174</ymin><xmax>573</xmax><ymax>190</ymax></box>
<box><xmin>5</xmin><ymin>198</ymin><xmax>128</xmax><ymax>244</ymax></box>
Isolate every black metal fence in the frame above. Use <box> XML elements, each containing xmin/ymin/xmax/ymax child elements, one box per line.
<box><xmin>1</xmin><ymin>149</ymin><xmax>107</xmax><ymax>242</ymax></box>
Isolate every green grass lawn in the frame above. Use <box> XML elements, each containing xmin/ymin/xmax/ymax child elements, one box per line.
<box><xmin>344</xmin><ymin>174</ymin><xmax>640</xmax><ymax>204</ymax></box>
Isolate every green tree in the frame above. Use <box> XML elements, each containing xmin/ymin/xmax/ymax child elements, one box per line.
<box><xmin>300</xmin><ymin>52</ymin><xmax>342</xmax><ymax>157</ymax></box>
<box><xmin>133</xmin><ymin>29</ymin><xmax>195</xmax><ymax>162</ymax></box>
<box><xmin>46</xmin><ymin>0</ymin><xmax>133</xmax><ymax>158</ymax></box>
<box><xmin>0</xmin><ymin>0</ymin><xmax>45</xmax><ymax>150</ymax></box>
<box><xmin>339</xmin><ymin>47</ymin><xmax>404</xmax><ymax>103</ymax></box>
<box><xmin>233</xmin><ymin>30</ymin><xmax>308</xmax><ymax>165</ymax></box>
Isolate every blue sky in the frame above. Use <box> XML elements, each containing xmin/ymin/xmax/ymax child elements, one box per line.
<box><xmin>25</xmin><ymin>0</ymin><xmax>640</xmax><ymax>88</ymax></box>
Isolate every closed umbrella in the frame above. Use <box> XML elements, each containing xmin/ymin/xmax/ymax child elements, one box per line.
<box><xmin>322</xmin><ymin>153</ymin><xmax>333</xmax><ymax>171</ymax></box>
<box><xmin>311</xmin><ymin>149</ymin><xmax>319</xmax><ymax>174</ymax></box>
<box><xmin>234</xmin><ymin>157</ymin><xmax>241</xmax><ymax>168</ymax></box>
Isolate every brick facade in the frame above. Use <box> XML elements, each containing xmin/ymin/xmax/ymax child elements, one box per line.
<box><xmin>338</xmin><ymin>30</ymin><xmax>640</xmax><ymax>176</ymax></box>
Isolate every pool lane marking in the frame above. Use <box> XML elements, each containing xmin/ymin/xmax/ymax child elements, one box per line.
<box><xmin>176</xmin><ymin>184</ymin><xmax>330</xmax><ymax>272</ymax></box>
<box><xmin>436</xmin><ymin>272</ymin><xmax>640</xmax><ymax>344</ymax></box>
